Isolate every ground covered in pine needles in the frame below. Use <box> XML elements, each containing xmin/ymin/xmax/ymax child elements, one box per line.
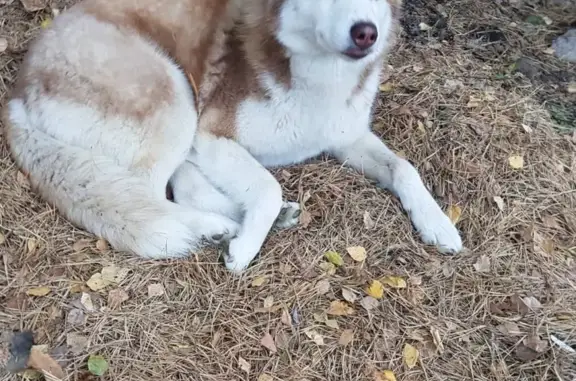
<box><xmin>1</xmin><ymin>0</ymin><xmax>575</xmax><ymax>380</ymax></box>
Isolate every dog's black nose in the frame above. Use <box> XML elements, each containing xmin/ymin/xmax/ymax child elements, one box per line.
<box><xmin>350</xmin><ymin>22</ymin><xmax>378</xmax><ymax>50</ymax></box>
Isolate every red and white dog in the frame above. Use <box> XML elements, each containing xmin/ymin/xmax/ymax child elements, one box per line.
<box><xmin>4</xmin><ymin>0</ymin><xmax>462</xmax><ymax>272</ymax></box>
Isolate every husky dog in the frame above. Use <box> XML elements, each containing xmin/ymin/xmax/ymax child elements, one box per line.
<box><xmin>4</xmin><ymin>0</ymin><xmax>462</xmax><ymax>272</ymax></box>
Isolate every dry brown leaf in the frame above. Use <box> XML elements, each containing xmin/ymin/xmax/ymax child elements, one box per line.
<box><xmin>319</xmin><ymin>262</ymin><xmax>337</xmax><ymax>276</ymax></box>
<box><xmin>27</xmin><ymin>345</ymin><xmax>65</xmax><ymax>380</ymax></box>
<box><xmin>316</xmin><ymin>280</ymin><xmax>331</xmax><ymax>295</ymax></box>
<box><xmin>338</xmin><ymin>329</ymin><xmax>355</xmax><ymax>346</ymax></box>
<box><xmin>498</xmin><ymin>322</ymin><xmax>522</xmax><ymax>336</ymax></box>
<box><xmin>26</xmin><ymin>287</ymin><xmax>51</xmax><ymax>297</ymax></box>
<box><xmin>101</xmin><ymin>266</ymin><xmax>130</xmax><ymax>284</ymax></box>
<box><xmin>86</xmin><ymin>273</ymin><xmax>109</xmax><ymax>291</ymax></box>
<box><xmin>523</xmin><ymin>335</ymin><xmax>549</xmax><ymax>353</ymax></box>
<box><xmin>17</xmin><ymin>171</ymin><xmax>30</xmax><ymax>188</ymax></box>
<box><xmin>0</xmin><ymin>38</ymin><xmax>7</xmax><ymax>53</ymax></box>
<box><xmin>80</xmin><ymin>292</ymin><xmax>95</xmax><ymax>312</ymax></box>
<box><xmin>238</xmin><ymin>357</ymin><xmax>251</xmax><ymax>373</ymax></box>
<box><xmin>365</xmin><ymin>280</ymin><xmax>384</xmax><ymax>299</ymax></box>
<box><xmin>346</xmin><ymin>246</ymin><xmax>367</xmax><ymax>262</ymax></box>
<box><xmin>403</xmin><ymin>343</ymin><xmax>419</xmax><ymax>369</ymax></box>
<box><xmin>360</xmin><ymin>296</ymin><xmax>379</xmax><ymax>311</ymax></box>
<box><xmin>515</xmin><ymin>344</ymin><xmax>541</xmax><ymax>361</ymax></box>
<box><xmin>363</xmin><ymin>211</ymin><xmax>376</xmax><ymax>230</ymax></box>
<box><xmin>263</xmin><ymin>295</ymin><xmax>274</xmax><ymax>309</ymax></box>
<box><xmin>147</xmin><ymin>283</ymin><xmax>165</xmax><ymax>297</ymax></box>
<box><xmin>299</xmin><ymin>210</ymin><xmax>313</xmax><ymax>227</ymax></box>
<box><xmin>251</xmin><ymin>276</ymin><xmax>267</xmax><ymax>287</ymax></box>
<box><xmin>27</xmin><ymin>238</ymin><xmax>38</xmax><ymax>254</ymax></box>
<box><xmin>533</xmin><ymin>230</ymin><xmax>555</xmax><ymax>256</ymax></box>
<box><xmin>446</xmin><ymin>205</ymin><xmax>462</xmax><ymax>224</ymax></box>
<box><xmin>341</xmin><ymin>288</ymin><xmax>358</xmax><ymax>303</ymax></box>
<box><xmin>522</xmin><ymin>296</ymin><xmax>542</xmax><ymax>310</ymax></box>
<box><xmin>19</xmin><ymin>0</ymin><xmax>46</xmax><ymax>12</ymax></box>
<box><xmin>95</xmin><ymin>239</ymin><xmax>110</xmax><ymax>252</ymax></box>
<box><xmin>324</xmin><ymin>318</ymin><xmax>339</xmax><ymax>329</ymax></box>
<box><xmin>107</xmin><ymin>289</ymin><xmax>129</xmax><ymax>310</ymax></box>
<box><xmin>72</xmin><ymin>239</ymin><xmax>92</xmax><ymax>252</ymax></box>
<box><xmin>508</xmin><ymin>155</ymin><xmax>524</xmax><ymax>169</ymax></box>
<box><xmin>380</xmin><ymin>276</ymin><xmax>407</xmax><ymax>289</ymax></box>
<box><xmin>66</xmin><ymin>333</ymin><xmax>88</xmax><ymax>355</ymax></box>
<box><xmin>493</xmin><ymin>196</ymin><xmax>505</xmax><ymax>211</ymax></box>
<box><xmin>327</xmin><ymin>300</ymin><xmax>355</xmax><ymax>316</ymax></box>
<box><xmin>281</xmin><ymin>309</ymin><xmax>292</xmax><ymax>327</ymax></box>
<box><xmin>473</xmin><ymin>255</ymin><xmax>491</xmax><ymax>273</ymax></box>
<box><xmin>261</xmin><ymin>332</ymin><xmax>277</xmax><ymax>353</ymax></box>
<box><xmin>66</xmin><ymin>308</ymin><xmax>85</xmax><ymax>326</ymax></box>
<box><xmin>304</xmin><ymin>329</ymin><xmax>324</xmax><ymax>345</ymax></box>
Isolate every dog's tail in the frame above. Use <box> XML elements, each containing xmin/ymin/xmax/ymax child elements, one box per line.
<box><xmin>4</xmin><ymin>99</ymin><xmax>237</xmax><ymax>259</ymax></box>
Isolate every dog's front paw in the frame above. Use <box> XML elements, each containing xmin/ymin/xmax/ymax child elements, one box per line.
<box><xmin>409</xmin><ymin>203</ymin><xmax>463</xmax><ymax>254</ymax></box>
<box><xmin>274</xmin><ymin>201</ymin><xmax>301</xmax><ymax>230</ymax></box>
<box><xmin>223</xmin><ymin>237</ymin><xmax>260</xmax><ymax>274</ymax></box>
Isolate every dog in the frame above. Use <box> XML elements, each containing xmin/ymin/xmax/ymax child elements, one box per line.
<box><xmin>4</xmin><ymin>0</ymin><xmax>463</xmax><ymax>273</ymax></box>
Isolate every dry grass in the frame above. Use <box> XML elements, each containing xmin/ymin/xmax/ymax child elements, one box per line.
<box><xmin>1</xmin><ymin>0</ymin><xmax>576</xmax><ymax>380</ymax></box>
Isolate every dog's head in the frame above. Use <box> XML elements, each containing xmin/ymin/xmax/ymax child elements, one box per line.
<box><xmin>274</xmin><ymin>0</ymin><xmax>401</xmax><ymax>61</ymax></box>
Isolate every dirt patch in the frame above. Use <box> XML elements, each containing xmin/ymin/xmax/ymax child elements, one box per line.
<box><xmin>1</xmin><ymin>0</ymin><xmax>576</xmax><ymax>380</ymax></box>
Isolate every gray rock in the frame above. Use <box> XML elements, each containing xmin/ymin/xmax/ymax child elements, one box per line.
<box><xmin>553</xmin><ymin>29</ymin><xmax>576</xmax><ymax>63</ymax></box>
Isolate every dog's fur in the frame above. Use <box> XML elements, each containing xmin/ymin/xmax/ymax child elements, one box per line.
<box><xmin>4</xmin><ymin>0</ymin><xmax>462</xmax><ymax>272</ymax></box>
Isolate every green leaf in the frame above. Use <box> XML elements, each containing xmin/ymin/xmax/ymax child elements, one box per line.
<box><xmin>525</xmin><ymin>15</ymin><xmax>545</xmax><ymax>25</ymax></box>
<box><xmin>88</xmin><ymin>355</ymin><xmax>109</xmax><ymax>376</ymax></box>
<box><xmin>324</xmin><ymin>251</ymin><xmax>344</xmax><ymax>267</ymax></box>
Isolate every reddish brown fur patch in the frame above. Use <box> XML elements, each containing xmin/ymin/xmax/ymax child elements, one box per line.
<box><xmin>197</xmin><ymin>0</ymin><xmax>291</xmax><ymax>138</ymax></box>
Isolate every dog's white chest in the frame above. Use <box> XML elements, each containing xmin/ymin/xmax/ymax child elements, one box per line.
<box><xmin>235</xmin><ymin>71</ymin><xmax>377</xmax><ymax>168</ymax></box>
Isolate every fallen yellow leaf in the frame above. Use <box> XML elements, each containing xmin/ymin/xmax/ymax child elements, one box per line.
<box><xmin>380</xmin><ymin>370</ymin><xmax>398</xmax><ymax>381</ymax></box>
<box><xmin>86</xmin><ymin>273</ymin><xmax>110</xmax><ymax>291</ymax></box>
<box><xmin>26</xmin><ymin>287</ymin><xmax>51</xmax><ymax>297</ymax></box>
<box><xmin>403</xmin><ymin>343</ymin><xmax>419</xmax><ymax>369</ymax></box>
<box><xmin>319</xmin><ymin>262</ymin><xmax>336</xmax><ymax>275</ymax></box>
<box><xmin>346</xmin><ymin>246</ymin><xmax>367</xmax><ymax>262</ymax></box>
<box><xmin>101</xmin><ymin>265</ymin><xmax>130</xmax><ymax>284</ymax></box>
<box><xmin>380</xmin><ymin>276</ymin><xmax>407</xmax><ymax>289</ymax></box>
<box><xmin>379</xmin><ymin>82</ymin><xmax>393</xmax><ymax>92</ymax></box>
<box><xmin>327</xmin><ymin>300</ymin><xmax>355</xmax><ymax>316</ymax></box>
<box><xmin>40</xmin><ymin>18</ymin><xmax>52</xmax><ymax>29</ymax></box>
<box><xmin>27</xmin><ymin>238</ymin><xmax>38</xmax><ymax>253</ymax></box>
<box><xmin>446</xmin><ymin>205</ymin><xmax>462</xmax><ymax>224</ymax></box>
<box><xmin>324</xmin><ymin>251</ymin><xmax>344</xmax><ymax>267</ymax></box>
<box><xmin>365</xmin><ymin>280</ymin><xmax>384</xmax><ymax>299</ymax></box>
<box><xmin>251</xmin><ymin>276</ymin><xmax>267</xmax><ymax>287</ymax></box>
<box><xmin>508</xmin><ymin>155</ymin><xmax>524</xmax><ymax>169</ymax></box>
<box><xmin>258</xmin><ymin>375</ymin><xmax>273</xmax><ymax>381</ymax></box>
<box><xmin>338</xmin><ymin>329</ymin><xmax>355</xmax><ymax>346</ymax></box>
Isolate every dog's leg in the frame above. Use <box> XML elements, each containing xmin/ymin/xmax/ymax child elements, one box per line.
<box><xmin>171</xmin><ymin>162</ymin><xmax>301</xmax><ymax>231</ymax></box>
<box><xmin>331</xmin><ymin>132</ymin><xmax>462</xmax><ymax>253</ymax></box>
<box><xmin>189</xmin><ymin>133</ymin><xmax>285</xmax><ymax>273</ymax></box>
<box><xmin>171</xmin><ymin>160</ymin><xmax>243</xmax><ymax>222</ymax></box>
